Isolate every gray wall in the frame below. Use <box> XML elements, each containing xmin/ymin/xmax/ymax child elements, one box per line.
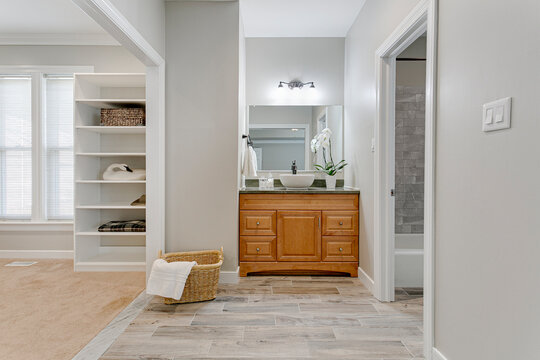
<box><xmin>165</xmin><ymin>1</ymin><xmax>240</xmax><ymax>271</ymax></box>
<box><xmin>435</xmin><ymin>0</ymin><xmax>540</xmax><ymax>358</ymax></box>
<box><xmin>109</xmin><ymin>0</ymin><xmax>166</xmax><ymax>57</ymax></box>
<box><xmin>0</xmin><ymin>45</ymin><xmax>145</xmax><ymax>72</ymax></box>
<box><xmin>397</xmin><ymin>37</ymin><xmax>427</xmax><ymax>88</ymax></box>
<box><xmin>395</xmin><ymin>86</ymin><xmax>425</xmax><ymax>234</ymax></box>
<box><xmin>344</xmin><ymin>0</ymin><xmax>421</xmax><ymax>279</ymax></box>
<box><xmin>246</xmin><ymin>38</ymin><xmax>344</xmax><ymax>106</ymax></box>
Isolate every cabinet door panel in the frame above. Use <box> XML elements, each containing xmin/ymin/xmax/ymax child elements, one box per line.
<box><xmin>322</xmin><ymin>211</ymin><xmax>359</xmax><ymax>236</ymax></box>
<box><xmin>240</xmin><ymin>236</ymin><xmax>276</xmax><ymax>262</ymax></box>
<box><xmin>277</xmin><ymin>211</ymin><xmax>321</xmax><ymax>262</ymax></box>
<box><xmin>240</xmin><ymin>211</ymin><xmax>276</xmax><ymax>236</ymax></box>
<box><xmin>322</xmin><ymin>236</ymin><xmax>358</xmax><ymax>262</ymax></box>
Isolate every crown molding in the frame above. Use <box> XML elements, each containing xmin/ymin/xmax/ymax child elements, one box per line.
<box><xmin>0</xmin><ymin>33</ymin><xmax>120</xmax><ymax>46</ymax></box>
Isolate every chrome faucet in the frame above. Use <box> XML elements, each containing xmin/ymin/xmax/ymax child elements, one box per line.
<box><xmin>291</xmin><ymin>160</ymin><xmax>297</xmax><ymax>174</ymax></box>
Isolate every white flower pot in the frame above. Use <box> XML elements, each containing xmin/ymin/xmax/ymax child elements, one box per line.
<box><xmin>325</xmin><ymin>174</ymin><xmax>337</xmax><ymax>190</ymax></box>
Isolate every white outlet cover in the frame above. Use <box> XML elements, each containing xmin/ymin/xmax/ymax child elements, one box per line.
<box><xmin>483</xmin><ymin>97</ymin><xmax>511</xmax><ymax>132</ymax></box>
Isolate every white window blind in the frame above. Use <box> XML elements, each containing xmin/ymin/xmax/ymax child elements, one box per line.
<box><xmin>44</xmin><ymin>76</ymin><xmax>74</xmax><ymax>219</ymax></box>
<box><xmin>0</xmin><ymin>76</ymin><xmax>33</xmax><ymax>219</ymax></box>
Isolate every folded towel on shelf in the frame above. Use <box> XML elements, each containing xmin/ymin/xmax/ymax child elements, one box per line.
<box><xmin>98</xmin><ymin>220</ymin><xmax>146</xmax><ymax>232</ymax></box>
<box><xmin>146</xmin><ymin>259</ymin><xmax>197</xmax><ymax>300</ymax></box>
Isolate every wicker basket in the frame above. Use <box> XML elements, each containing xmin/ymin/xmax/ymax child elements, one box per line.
<box><xmin>159</xmin><ymin>247</ymin><xmax>223</xmax><ymax>304</ymax></box>
<box><xmin>100</xmin><ymin>108</ymin><xmax>145</xmax><ymax>126</ymax></box>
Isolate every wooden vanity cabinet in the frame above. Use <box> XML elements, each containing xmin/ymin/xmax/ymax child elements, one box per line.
<box><xmin>239</xmin><ymin>193</ymin><xmax>359</xmax><ymax>277</ymax></box>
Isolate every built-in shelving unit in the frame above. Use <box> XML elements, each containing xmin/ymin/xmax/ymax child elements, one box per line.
<box><xmin>74</xmin><ymin>73</ymin><xmax>147</xmax><ymax>272</ymax></box>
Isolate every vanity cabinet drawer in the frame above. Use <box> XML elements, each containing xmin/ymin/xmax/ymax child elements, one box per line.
<box><xmin>240</xmin><ymin>236</ymin><xmax>276</xmax><ymax>262</ymax></box>
<box><xmin>322</xmin><ymin>211</ymin><xmax>358</xmax><ymax>236</ymax></box>
<box><xmin>322</xmin><ymin>236</ymin><xmax>358</xmax><ymax>262</ymax></box>
<box><xmin>240</xmin><ymin>211</ymin><xmax>276</xmax><ymax>236</ymax></box>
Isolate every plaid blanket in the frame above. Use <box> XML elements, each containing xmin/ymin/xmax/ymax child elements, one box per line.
<box><xmin>98</xmin><ymin>220</ymin><xmax>146</xmax><ymax>232</ymax></box>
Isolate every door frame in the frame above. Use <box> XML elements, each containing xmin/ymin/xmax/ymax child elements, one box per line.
<box><xmin>73</xmin><ymin>0</ymin><xmax>166</xmax><ymax>277</ymax></box>
<box><xmin>373</xmin><ymin>0</ymin><xmax>437</xmax><ymax>358</ymax></box>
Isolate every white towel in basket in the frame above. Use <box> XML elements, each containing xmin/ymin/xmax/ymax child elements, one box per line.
<box><xmin>146</xmin><ymin>259</ymin><xmax>197</xmax><ymax>300</ymax></box>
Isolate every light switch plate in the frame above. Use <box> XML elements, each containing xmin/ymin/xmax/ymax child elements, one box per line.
<box><xmin>483</xmin><ymin>97</ymin><xmax>511</xmax><ymax>132</ymax></box>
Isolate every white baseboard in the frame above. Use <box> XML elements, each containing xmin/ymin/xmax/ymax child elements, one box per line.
<box><xmin>0</xmin><ymin>250</ymin><xmax>74</xmax><ymax>259</ymax></box>
<box><xmin>432</xmin><ymin>347</ymin><xmax>448</xmax><ymax>360</ymax></box>
<box><xmin>357</xmin><ymin>266</ymin><xmax>374</xmax><ymax>293</ymax></box>
<box><xmin>219</xmin><ymin>267</ymin><xmax>239</xmax><ymax>284</ymax></box>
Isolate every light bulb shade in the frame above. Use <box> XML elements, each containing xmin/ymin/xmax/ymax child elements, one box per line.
<box><xmin>278</xmin><ymin>82</ymin><xmax>284</xmax><ymax>88</ymax></box>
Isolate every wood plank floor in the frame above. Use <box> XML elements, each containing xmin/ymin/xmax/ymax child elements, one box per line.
<box><xmin>100</xmin><ymin>277</ymin><xmax>423</xmax><ymax>359</ymax></box>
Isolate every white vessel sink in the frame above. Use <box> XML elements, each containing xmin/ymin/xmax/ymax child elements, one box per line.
<box><xmin>279</xmin><ymin>174</ymin><xmax>315</xmax><ymax>189</ymax></box>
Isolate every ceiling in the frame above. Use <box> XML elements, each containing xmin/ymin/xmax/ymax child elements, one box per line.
<box><xmin>0</xmin><ymin>0</ymin><xmax>117</xmax><ymax>45</ymax></box>
<box><xmin>240</xmin><ymin>0</ymin><xmax>367</xmax><ymax>38</ymax></box>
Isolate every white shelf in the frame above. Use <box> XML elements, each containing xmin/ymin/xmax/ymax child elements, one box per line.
<box><xmin>76</xmin><ymin>202</ymin><xmax>146</xmax><ymax>209</ymax></box>
<box><xmin>76</xmin><ymin>152</ymin><xmax>146</xmax><ymax>157</ymax></box>
<box><xmin>75</xmin><ymin>99</ymin><xmax>146</xmax><ymax>108</ymax></box>
<box><xmin>76</xmin><ymin>232</ymin><xmax>146</xmax><ymax>236</ymax></box>
<box><xmin>76</xmin><ymin>126</ymin><xmax>146</xmax><ymax>134</ymax></box>
<box><xmin>76</xmin><ymin>180</ymin><xmax>146</xmax><ymax>184</ymax></box>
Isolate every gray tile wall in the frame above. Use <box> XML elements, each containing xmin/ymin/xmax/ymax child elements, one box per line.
<box><xmin>395</xmin><ymin>86</ymin><xmax>425</xmax><ymax>234</ymax></box>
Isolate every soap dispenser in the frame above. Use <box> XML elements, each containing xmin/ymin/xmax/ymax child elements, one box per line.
<box><xmin>267</xmin><ymin>173</ymin><xmax>274</xmax><ymax>189</ymax></box>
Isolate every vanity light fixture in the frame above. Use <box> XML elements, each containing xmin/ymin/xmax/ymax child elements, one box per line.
<box><xmin>278</xmin><ymin>80</ymin><xmax>315</xmax><ymax>90</ymax></box>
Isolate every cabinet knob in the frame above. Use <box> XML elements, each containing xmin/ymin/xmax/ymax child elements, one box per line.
<box><xmin>339</xmin><ymin>221</ymin><xmax>343</xmax><ymax>225</ymax></box>
<box><xmin>256</xmin><ymin>248</ymin><xmax>260</xmax><ymax>252</ymax></box>
<box><xmin>339</xmin><ymin>247</ymin><xmax>343</xmax><ymax>252</ymax></box>
<box><xmin>256</xmin><ymin>221</ymin><xmax>260</xmax><ymax>225</ymax></box>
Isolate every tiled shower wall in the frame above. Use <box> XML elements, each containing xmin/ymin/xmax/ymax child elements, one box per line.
<box><xmin>395</xmin><ymin>86</ymin><xmax>425</xmax><ymax>234</ymax></box>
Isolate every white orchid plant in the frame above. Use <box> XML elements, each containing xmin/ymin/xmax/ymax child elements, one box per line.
<box><xmin>310</xmin><ymin>128</ymin><xmax>347</xmax><ymax>176</ymax></box>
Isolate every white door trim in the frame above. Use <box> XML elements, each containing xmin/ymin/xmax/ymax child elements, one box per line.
<box><xmin>72</xmin><ymin>0</ymin><xmax>166</xmax><ymax>277</ymax></box>
<box><xmin>373</xmin><ymin>0</ymin><xmax>437</xmax><ymax>358</ymax></box>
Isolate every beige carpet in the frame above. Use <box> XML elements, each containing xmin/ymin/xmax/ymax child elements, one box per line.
<box><xmin>0</xmin><ymin>259</ymin><xmax>146</xmax><ymax>360</ymax></box>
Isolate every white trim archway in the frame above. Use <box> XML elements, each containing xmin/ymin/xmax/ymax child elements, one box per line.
<box><xmin>373</xmin><ymin>0</ymin><xmax>437</xmax><ymax>358</ymax></box>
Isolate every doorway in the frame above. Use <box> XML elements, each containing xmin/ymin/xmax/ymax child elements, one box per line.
<box><xmin>394</xmin><ymin>34</ymin><xmax>426</xmax><ymax>296</ymax></box>
<box><xmin>373</xmin><ymin>0</ymin><xmax>437</xmax><ymax>358</ymax></box>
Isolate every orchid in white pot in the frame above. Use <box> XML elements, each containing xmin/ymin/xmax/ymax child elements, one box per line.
<box><xmin>311</xmin><ymin>128</ymin><xmax>347</xmax><ymax>189</ymax></box>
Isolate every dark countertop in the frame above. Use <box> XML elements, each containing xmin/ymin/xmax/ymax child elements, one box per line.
<box><xmin>239</xmin><ymin>187</ymin><xmax>360</xmax><ymax>194</ymax></box>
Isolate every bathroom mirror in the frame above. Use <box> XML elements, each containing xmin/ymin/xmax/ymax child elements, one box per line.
<box><xmin>248</xmin><ymin>105</ymin><xmax>343</xmax><ymax>171</ymax></box>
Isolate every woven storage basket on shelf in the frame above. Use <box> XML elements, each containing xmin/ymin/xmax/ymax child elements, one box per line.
<box><xmin>159</xmin><ymin>248</ymin><xmax>223</xmax><ymax>305</ymax></box>
<box><xmin>100</xmin><ymin>108</ymin><xmax>145</xmax><ymax>126</ymax></box>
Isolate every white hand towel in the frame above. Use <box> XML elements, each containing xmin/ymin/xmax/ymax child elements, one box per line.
<box><xmin>242</xmin><ymin>142</ymin><xmax>257</xmax><ymax>177</ymax></box>
<box><xmin>146</xmin><ymin>259</ymin><xmax>197</xmax><ymax>300</ymax></box>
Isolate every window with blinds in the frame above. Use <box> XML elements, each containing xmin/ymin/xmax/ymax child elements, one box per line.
<box><xmin>0</xmin><ymin>72</ymin><xmax>75</xmax><ymax>221</ymax></box>
<box><xmin>44</xmin><ymin>76</ymin><xmax>74</xmax><ymax>219</ymax></box>
<box><xmin>0</xmin><ymin>76</ymin><xmax>32</xmax><ymax>219</ymax></box>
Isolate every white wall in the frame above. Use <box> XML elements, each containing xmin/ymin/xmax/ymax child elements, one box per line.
<box><xmin>435</xmin><ymin>0</ymin><xmax>540</xmax><ymax>358</ymax></box>
<box><xmin>108</xmin><ymin>0</ymin><xmax>166</xmax><ymax>57</ymax></box>
<box><xmin>0</xmin><ymin>45</ymin><xmax>145</xmax><ymax>72</ymax></box>
<box><xmin>0</xmin><ymin>45</ymin><xmax>145</xmax><ymax>252</ymax></box>
<box><xmin>246</xmin><ymin>38</ymin><xmax>344</xmax><ymax>106</ymax></box>
<box><xmin>344</xmin><ymin>0</ymin><xmax>421</xmax><ymax>279</ymax></box>
<box><xmin>165</xmin><ymin>1</ymin><xmax>240</xmax><ymax>271</ymax></box>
